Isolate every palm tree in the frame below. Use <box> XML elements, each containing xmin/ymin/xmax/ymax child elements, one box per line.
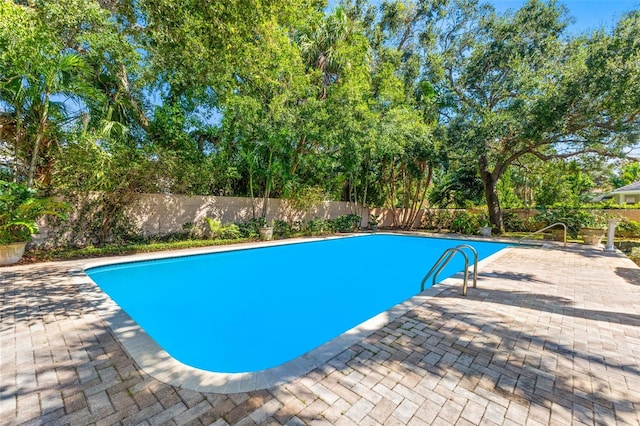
<box><xmin>25</xmin><ymin>54</ymin><xmax>91</xmax><ymax>188</ymax></box>
<box><xmin>298</xmin><ymin>8</ymin><xmax>354</xmax><ymax>99</ymax></box>
<box><xmin>0</xmin><ymin>53</ymin><xmax>91</xmax><ymax>188</ymax></box>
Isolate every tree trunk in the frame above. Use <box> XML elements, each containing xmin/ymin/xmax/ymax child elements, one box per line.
<box><xmin>12</xmin><ymin>106</ymin><xmax>22</xmax><ymax>182</ymax></box>
<box><xmin>261</xmin><ymin>148</ymin><xmax>273</xmax><ymax>219</ymax></box>
<box><xmin>406</xmin><ymin>164</ymin><xmax>432</xmax><ymax>230</ymax></box>
<box><xmin>27</xmin><ymin>91</ymin><xmax>50</xmax><ymax>189</ymax></box>
<box><xmin>478</xmin><ymin>156</ymin><xmax>504</xmax><ymax>233</ymax></box>
<box><xmin>117</xmin><ymin>64</ymin><xmax>150</xmax><ymax>133</ymax></box>
<box><xmin>248</xmin><ymin>165</ymin><xmax>256</xmax><ymax>219</ymax></box>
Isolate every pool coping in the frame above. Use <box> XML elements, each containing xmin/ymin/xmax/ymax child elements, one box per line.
<box><xmin>72</xmin><ymin>232</ymin><xmax>515</xmax><ymax>394</ymax></box>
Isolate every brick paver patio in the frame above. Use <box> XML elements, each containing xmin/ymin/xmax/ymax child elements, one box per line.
<box><xmin>2</xmin><ymin>240</ymin><xmax>640</xmax><ymax>425</ymax></box>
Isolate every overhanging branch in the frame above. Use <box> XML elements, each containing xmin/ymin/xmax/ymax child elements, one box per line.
<box><xmin>530</xmin><ymin>147</ymin><xmax>618</xmax><ymax>161</ymax></box>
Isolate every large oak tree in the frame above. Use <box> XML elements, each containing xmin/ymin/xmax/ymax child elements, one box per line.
<box><xmin>424</xmin><ymin>0</ymin><xmax>640</xmax><ymax>231</ymax></box>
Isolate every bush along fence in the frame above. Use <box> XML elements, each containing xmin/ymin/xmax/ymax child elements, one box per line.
<box><xmin>371</xmin><ymin>207</ymin><xmax>640</xmax><ymax>239</ymax></box>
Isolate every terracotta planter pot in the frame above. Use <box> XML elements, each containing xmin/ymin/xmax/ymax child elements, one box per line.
<box><xmin>0</xmin><ymin>242</ymin><xmax>27</xmax><ymax>266</ymax></box>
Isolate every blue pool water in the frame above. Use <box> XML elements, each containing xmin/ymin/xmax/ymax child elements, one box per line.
<box><xmin>87</xmin><ymin>234</ymin><xmax>508</xmax><ymax>373</ymax></box>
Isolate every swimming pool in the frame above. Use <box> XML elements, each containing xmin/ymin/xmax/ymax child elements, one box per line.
<box><xmin>87</xmin><ymin>234</ymin><xmax>509</xmax><ymax>379</ymax></box>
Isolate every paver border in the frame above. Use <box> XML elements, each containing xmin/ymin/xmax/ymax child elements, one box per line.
<box><xmin>71</xmin><ymin>232</ymin><xmax>514</xmax><ymax>393</ymax></box>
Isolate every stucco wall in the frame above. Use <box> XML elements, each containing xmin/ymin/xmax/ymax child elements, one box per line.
<box><xmin>368</xmin><ymin>208</ymin><xmax>427</xmax><ymax>228</ymax></box>
<box><xmin>125</xmin><ymin>194</ymin><xmax>367</xmax><ymax>237</ymax></box>
<box><xmin>35</xmin><ymin>196</ymin><xmax>640</xmax><ymax>246</ymax></box>
<box><xmin>605</xmin><ymin>209</ymin><xmax>640</xmax><ymax>222</ymax></box>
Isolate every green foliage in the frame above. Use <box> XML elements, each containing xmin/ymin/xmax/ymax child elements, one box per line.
<box><xmin>304</xmin><ymin>217</ymin><xmax>331</xmax><ymax>236</ymax></box>
<box><xmin>496</xmin><ymin>172</ymin><xmax>522</xmax><ymax>209</ymax></box>
<box><xmin>285</xmin><ymin>186</ymin><xmax>325</xmax><ymax>215</ymax></box>
<box><xmin>52</xmin><ymin>136</ymin><xmax>168</xmax><ymax>245</ymax></box>
<box><xmin>201</xmin><ymin>218</ymin><xmax>239</xmax><ymax>240</ymax></box>
<box><xmin>450</xmin><ymin>211</ymin><xmax>480</xmax><ymax>235</ymax></box>
<box><xmin>40</xmin><ymin>192</ymin><xmax>141</xmax><ymax>249</ymax></box>
<box><xmin>331</xmin><ymin>214</ymin><xmax>362</xmax><ymax>233</ymax></box>
<box><xmin>595</xmin><ymin>201</ymin><xmax>640</xmax><ymax>209</ymax></box>
<box><xmin>2</xmin><ymin>0</ymin><xmax>639</xmax><ymax>248</ymax></box>
<box><xmin>24</xmin><ymin>238</ymin><xmax>252</xmax><ymax>262</ymax></box>
<box><xmin>611</xmin><ymin>162</ymin><xmax>640</xmax><ymax>188</ymax></box>
<box><xmin>478</xmin><ymin>213</ymin><xmax>490</xmax><ymax>228</ymax></box>
<box><xmin>426</xmin><ymin>1</ymin><xmax>640</xmax><ymax>231</ymax></box>
<box><xmin>273</xmin><ymin>219</ymin><xmax>292</xmax><ymax>239</ymax></box>
<box><xmin>233</xmin><ymin>219</ymin><xmax>263</xmax><ymax>239</ymax></box>
<box><xmin>529</xmin><ymin>160</ymin><xmax>597</xmax><ymax>207</ymax></box>
<box><xmin>0</xmin><ymin>181</ymin><xmax>69</xmax><ymax>244</ymax></box>
<box><xmin>0</xmin><ymin>0</ymin><xmax>143</xmax><ymax>188</ymax></box>
<box><xmin>180</xmin><ymin>218</ymin><xmax>252</xmax><ymax>241</ymax></box>
<box><xmin>429</xmin><ymin>167</ymin><xmax>484</xmax><ymax>208</ymax></box>
<box><xmin>617</xmin><ymin>219</ymin><xmax>640</xmax><ymax>238</ymax></box>
<box><xmin>502</xmin><ymin>211</ymin><xmax>527</xmax><ymax>232</ymax></box>
<box><xmin>533</xmin><ymin>208</ymin><xmax>608</xmax><ymax>238</ymax></box>
<box><xmin>203</xmin><ymin>218</ymin><xmax>223</xmax><ymax>238</ymax></box>
<box><xmin>220</xmin><ymin>224</ymin><xmax>241</xmax><ymax>240</ymax></box>
<box><xmin>420</xmin><ymin>209</ymin><xmax>454</xmax><ymax>231</ymax></box>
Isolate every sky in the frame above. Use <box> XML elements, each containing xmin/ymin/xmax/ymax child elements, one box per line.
<box><xmin>490</xmin><ymin>0</ymin><xmax>639</xmax><ymax>32</ymax></box>
<box><xmin>327</xmin><ymin>0</ymin><xmax>640</xmax><ymax>33</ymax></box>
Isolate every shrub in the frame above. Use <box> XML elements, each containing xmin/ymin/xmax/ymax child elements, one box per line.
<box><xmin>0</xmin><ymin>181</ymin><xmax>69</xmax><ymax>244</ymax></box>
<box><xmin>234</xmin><ymin>219</ymin><xmax>262</xmax><ymax>239</ymax></box>
<box><xmin>450</xmin><ymin>211</ymin><xmax>480</xmax><ymax>234</ymax></box>
<box><xmin>148</xmin><ymin>232</ymin><xmax>192</xmax><ymax>243</ymax></box>
<box><xmin>290</xmin><ymin>220</ymin><xmax>304</xmax><ymax>233</ymax></box>
<box><xmin>331</xmin><ymin>214</ymin><xmax>361</xmax><ymax>233</ymax></box>
<box><xmin>522</xmin><ymin>217</ymin><xmax>544</xmax><ymax>233</ymax></box>
<box><xmin>304</xmin><ymin>217</ymin><xmax>331</xmax><ymax>235</ymax></box>
<box><xmin>220</xmin><ymin>223</ymin><xmax>240</xmax><ymax>240</ymax></box>
<box><xmin>421</xmin><ymin>209</ymin><xmax>455</xmax><ymax>231</ymax></box>
<box><xmin>203</xmin><ymin>217</ymin><xmax>224</xmax><ymax>239</ymax></box>
<box><xmin>617</xmin><ymin>219</ymin><xmax>640</xmax><ymax>238</ymax></box>
<box><xmin>503</xmin><ymin>211</ymin><xmax>527</xmax><ymax>232</ymax></box>
<box><xmin>273</xmin><ymin>219</ymin><xmax>291</xmax><ymax>239</ymax></box>
<box><xmin>196</xmin><ymin>218</ymin><xmax>242</xmax><ymax>240</ymax></box>
<box><xmin>533</xmin><ymin>208</ymin><xmax>607</xmax><ymax>238</ymax></box>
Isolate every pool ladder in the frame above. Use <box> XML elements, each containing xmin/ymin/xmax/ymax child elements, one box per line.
<box><xmin>420</xmin><ymin>244</ymin><xmax>478</xmax><ymax>296</ymax></box>
<box><xmin>518</xmin><ymin>222</ymin><xmax>567</xmax><ymax>247</ymax></box>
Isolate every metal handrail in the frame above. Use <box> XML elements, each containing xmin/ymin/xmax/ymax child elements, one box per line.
<box><xmin>420</xmin><ymin>245</ymin><xmax>478</xmax><ymax>296</ymax></box>
<box><xmin>455</xmin><ymin>244</ymin><xmax>478</xmax><ymax>290</ymax></box>
<box><xmin>420</xmin><ymin>249</ymin><xmax>456</xmax><ymax>292</ymax></box>
<box><xmin>518</xmin><ymin>222</ymin><xmax>567</xmax><ymax>247</ymax></box>
<box><xmin>434</xmin><ymin>248</ymin><xmax>469</xmax><ymax>295</ymax></box>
